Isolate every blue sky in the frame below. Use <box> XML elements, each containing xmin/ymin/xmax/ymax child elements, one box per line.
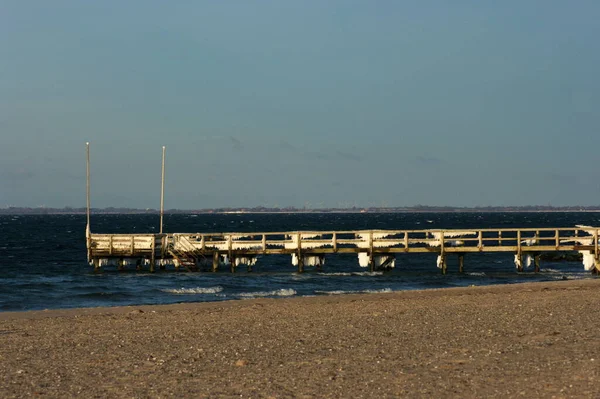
<box><xmin>1</xmin><ymin>1</ymin><xmax>599</xmax><ymax>208</ymax></box>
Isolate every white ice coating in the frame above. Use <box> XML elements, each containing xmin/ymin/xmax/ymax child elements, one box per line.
<box><xmin>356</xmin><ymin>232</ymin><xmax>403</xmax><ymax>249</ymax></box>
<box><xmin>427</xmin><ymin>231</ymin><xmax>477</xmax><ymax>247</ymax></box>
<box><xmin>566</xmin><ymin>226</ymin><xmax>599</xmax><ymax>270</ymax></box>
<box><xmin>521</xmin><ymin>238</ymin><xmax>537</xmax><ymax>246</ymax></box>
<box><xmin>232</xmin><ymin>243</ymin><xmax>262</xmax><ymax>250</ymax></box>
<box><xmin>234</xmin><ymin>256</ymin><xmax>258</xmax><ymax>267</ymax></box>
<box><xmin>436</xmin><ymin>255</ymin><xmax>444</xmax><ymax>269</ymax></box>
<box><xmin>284</xmin><ymin>234</ymin><xmax>330</xmax><ymax>250</ymax></box>
<box><xmin>580</xmin><ymin>251</ymin><xmax>596</xmax><ymax>271</ymax></box>
<box><xmin>358</xmin><ymin>252</ymin><xmax>370</xmax><ymax>267</ymax></box>
<box><xmin>513</xmin><ymin>254</ymin><xmax>533</xmax><ymax>269</ymax></box>
<box><xmin>291</xmin><ymin>254</ymin><xmax>325</xmax><ymax>267</ymax></box>
<box><xmin>357</xmin><ymin>254</ymin><xmax>395</xmax><ymax>268</ymax></box>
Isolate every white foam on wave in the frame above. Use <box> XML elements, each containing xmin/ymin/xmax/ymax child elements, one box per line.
<box><xmin>466</xmin><ymin>272</ymin><xmax>486</xmax><ymax>276</ymax></box>
<box><xmin>539</xmin><ymin>268</ymin><xmax>562</xmax><ymax>274</ymax></box>
<box><xmin>162</xmin><ymin>286</ymin><xmax>223</xmax><ymax>295</ymax></box>
<box><xmin>237</xmin><ymin>289</ymin><xmax>297</xmax><ymax>298</ymax></box>
<box><xmin>317</xmin><ymin>271</ymin><xmax>384</xmax><ymax>277</ymax></box>
<box><xmin>315</xmin><ymin>288</ymin><xmax>393</xmax><ymax>295</ymax></box>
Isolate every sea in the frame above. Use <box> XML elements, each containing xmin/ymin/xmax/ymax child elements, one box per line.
<box><xmin>1</xmin><ymin>212</ymin><xmax>599</xmax><ymax>312</ymax></box>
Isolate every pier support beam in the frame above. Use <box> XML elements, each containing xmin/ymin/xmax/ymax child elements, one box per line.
<box><xmin>297</xmin><ymin>252</ymin><xmax>304</xmax><ymax>273</ymax></box>
<box><xmin>534</xmin><ymin>254</ymin><xmax>541</xmax><ymax>273</ymax></box>
<box><xmin>437</xmin><ymin>255</ymin><xmax>447</xmax><ymax>275</ymax></box>
<box><xmin>458</xmin><ymin>254</ymin><xmax>465</xmax><ymax>273</ymax></box>
<box><xmin>212</xmin><ymin>252</ymin><xmax>219</xmax><ymax>272</ymax></box>
<box><xmin>230</xmin><ymin>256</ymin><xmax>236</xmax><ymax>273</ymax></box>
<box><xmin>118</xmin><ymin>258</ymin><xmax>125</xmax><ymax>271</ymax></box>
<box><xmin>93</xmin><ymin>258</ymin><xmax>100</xmax><ymax>271</ymax></box>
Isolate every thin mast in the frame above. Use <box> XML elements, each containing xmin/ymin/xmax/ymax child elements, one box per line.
<box><xmin>86</xmin><ymin>142</ymin><xmax>91</xmax><ymax>233</ymax></box>
<box><xmin>160</xmin><ymin>146</ymin><xmax>166</xmax><ymax>234</ymax></box>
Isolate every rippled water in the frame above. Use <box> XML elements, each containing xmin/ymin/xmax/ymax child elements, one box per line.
<box><xmin>0</xmin><ymin>212</ymin><xmax>598</xmax><ymax>311</ymax></box>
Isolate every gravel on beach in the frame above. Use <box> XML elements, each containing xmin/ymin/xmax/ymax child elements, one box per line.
<box><xmin>1</xmin><ymin>279</ymin><xmax>599</xmax><ymax>398</ymax></box>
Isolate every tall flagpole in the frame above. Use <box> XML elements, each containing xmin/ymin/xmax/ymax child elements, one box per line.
<box><xmin>86</xmin><ymin>142</ymin><xmax>91</xmax><ymax>231</ymax></box>
<box><xmin>160</xmin><ymin>146</ymin><xmax>166</xmax><ymax>234</ymax></box>
<box><xmin>86</xmin><ymin>142</ymin><xmax>91</xmax><ymax>262</ymax></box>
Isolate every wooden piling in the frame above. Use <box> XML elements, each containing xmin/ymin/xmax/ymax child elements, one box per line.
<box><xmin>150</xmin><ymin>237</ymin><xmax>156</xmax><ymax>273</ymax></box>
<box><xmin>458</xmin><ymin>254</ymin><xmax>464</xmax><ymax>273</ymax></box>
<box><xmin>212</xmin><ymin>252</ymin><xmax>219</xmax><ymax>272</ymax></box>
<box><xmin>297</xmin><ymin>233</ymin><xmax>304</xmax><ymax>273</ymax></box>
<box><xmin>534</xmin><ymin>254</ymin><xmax>540</xmax><ymax>273</ymax></box>
<box><xmin>441</xmin><ymin>255</ymin><xmax>447</xmax><ymax>275</ymax></box>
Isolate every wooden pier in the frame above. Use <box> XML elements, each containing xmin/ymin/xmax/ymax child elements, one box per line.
<box><xmin>82</xmin><ymin>143</ymin><xmax>600</xmax><ymax>275</ymax></box>
<box><xmin>87</xmin><ymin>226</ymin><xmax>600</xmax><ymax>274</ymax></box>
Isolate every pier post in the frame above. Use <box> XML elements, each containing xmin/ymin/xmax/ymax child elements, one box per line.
<box><xmin>150</xmin><ymin>237</ymin><xmax>156</xmax><ymax>273</ymax></box>
<box><xmin>212</xmin><ymin>252</ymin><xmax>219</xmax><ymax>272</ymax></box>
<box><xmin>230</xmin><ymin>256</ymin><xmax>236</xmax><ymax>273</ymax></box>
<box><xmin>440</xmin><ymin>255</ymin><xmax>447</xmax><ymax>275</ymax></box>
<box><xmin>93</xmin><ymin>258</ymin><xmax>100</xmax><ymax>271</ymax></box>
<box><xmin>369</xmin><ymin>232</ymin><xmax>374</xmax><ymax>273</ymax></box>
<box><xmin>118</xmin><ymin>258</ymin><xmax>125</xmax><ymax>271</ymax></box>
<box><xmin>297</xmin><ymin>233</ymin><xmax>304</xmax><ymax>273</ymax></box>
<box><xmin>534</xmin><ymin>254</ymin><xmax>540</xmax><ymax>273</ymax></box>
<box><xmin>458</xmin><ymin>254</ymin><xmax>464</xmax><ymax>273</ymax></box>
<box><xmin>517</xmin><ymin>254</ymin><xmax>523</xmax><ymax>273</ymax></box>
<box><xmin>297</xmin><ymin>253</ymin><xmax>304</xmax><ymax>273</ymax></box>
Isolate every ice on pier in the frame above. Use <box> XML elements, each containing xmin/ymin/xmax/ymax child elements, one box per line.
<box><xmin>521</xmin><ymin>238</ymin><xmax>537</xmax><ymax>246</ymax></box>
<box><xmin>234</xmin><ymin>256</ymin><xmax>258</xmax><ymax>267</ymax></box>
<box><xmin>436</xmin><ymin>255</ymin><xmax>444</xmax><ymax>269</ymax></box>
<box><xmin>356</xmin><ymin>232</ymin><xmax>403</xmax><ymax>249</ymax></box>
<box><xmin>358</xmin><ymin>252</ymin><xmax>369</xmax><ymax>267</ymax></box>
<box><xmin>580</xmin><ymin>251</ymin><xmax>596</xmax><ymax>271</ymax></box>
<box><xmin>291</xmin><ymin>254</ymin><xmax>325</xmax><ymax>267</ymax></box>
<box><xmin>513</xmin><ymin>254</ymin><xmax>533</xmax><ymax>269</ymax></box>
<box><xmin>232</xmin><ymin>242</ymin><xmax>262</xmax><ymax>250</ymax></box>
<box><xmin>284</xmin><ymin>234</ymin><xmax>329</xmax><ymax>250</ymax></box>
<box><xmin>357</xmin><ymin>253</ymin><xmax>396</xmax><ymax>268</ymax></box>
<box><xmin>416</xmin><ymin>231</ymin><xmax>476</xmax><ymax>247</ymax></box>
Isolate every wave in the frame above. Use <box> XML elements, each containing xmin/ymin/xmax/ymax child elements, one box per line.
<box><xmin>161</xmin><ymin>286</ymin><xmax>223</xmax><ymax>295</ymax></box>
<box><xmin>315</xmin><ymin>288</ymin><xmax>393</xmax><ymax>295</ymax></box>
<box><xmin>237</xmin><ymin>289</ymin><xmax>297</xmax><ymax>298</ymax></box>
<box><xmin>466</xmin><ymin>272</ymin><xmax>486</xmax><ymax>276</ymax></box>
<box><xmin>317</xmin><ymin>272</ymin><xmax>384</xmax><ymax>277</ymax></box>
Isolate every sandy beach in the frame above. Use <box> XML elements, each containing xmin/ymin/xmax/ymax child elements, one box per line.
<box><xmin>1</xmin><ymin>279</ymin><xmax>599</xmax><ymax>398</ymax></box>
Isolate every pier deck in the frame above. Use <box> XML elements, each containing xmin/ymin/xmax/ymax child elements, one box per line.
<box><xmin>87</xmin><ymin>226</ymin><xmax>600</xmax><ymax>273</ymax></box>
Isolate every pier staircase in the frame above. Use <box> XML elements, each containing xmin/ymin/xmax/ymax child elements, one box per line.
<box><xmin>167</xmin><ymin>235</ymin><xmax>208</xmax><ymax>271</ymax></box>
<box><xmin>168</xmin><ymin>246</ymin><xmax>198</xmax><ymax>271</ymax></box>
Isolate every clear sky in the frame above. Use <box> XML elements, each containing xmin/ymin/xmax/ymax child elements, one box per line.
<box><xmin>1</xmin><ymin>1</ymin><xmax>599</xmax><ymax>209</ymax></box>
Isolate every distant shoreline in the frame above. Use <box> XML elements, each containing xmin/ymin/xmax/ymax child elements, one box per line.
<box><xmin>2</xmin><ymin>207</ymin><xmax>600</xmax><ymax>215</ymax></box>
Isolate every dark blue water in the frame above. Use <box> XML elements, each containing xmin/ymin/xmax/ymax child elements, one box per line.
<box><xmin>1</xmin><ymin>212</ymin><xmax>598</xmax><ymax>312</ymax></box>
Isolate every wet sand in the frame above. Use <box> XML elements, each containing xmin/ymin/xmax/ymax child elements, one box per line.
<box><xmin>1</xmin><ymin>279</ymin><xmax>599</xmax><ymax>398</ymax></box>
